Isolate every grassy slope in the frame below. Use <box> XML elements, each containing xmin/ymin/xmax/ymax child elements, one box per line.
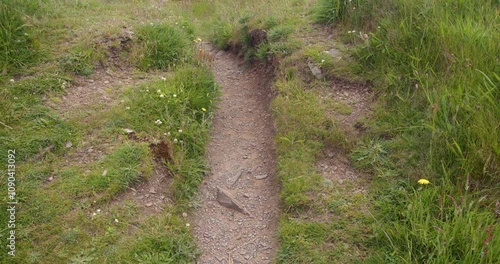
<box><xmin>1</xmin><ymin>1</ymin><xmax>217</xmax><ymax>263</ymax></box>
<box><xmin>2</xmin><ymin>0</ymin><xmax>498</xmax><ymax>263</ymax></box>
<box><xmin>314</xmin><ymin>0</ymin><xmax>500</xmax><ymax>263</ymax></box>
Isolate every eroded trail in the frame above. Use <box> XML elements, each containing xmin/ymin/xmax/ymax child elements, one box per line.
<box><xmin>191</xmin><ymin>49</ymin><xmax>279</xmax><ymax>263</ymax></box>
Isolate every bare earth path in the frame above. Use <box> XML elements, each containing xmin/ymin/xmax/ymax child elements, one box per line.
<box><xmin>191</xmin><ymin>49</ymin><xmax>279</xmax><ymax>263</ymax></box>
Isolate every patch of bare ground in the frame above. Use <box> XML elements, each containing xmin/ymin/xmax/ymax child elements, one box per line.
<box><xmin>43</xmin><ymin>66</ymin><xmax>141</xmax><ymax>179</ymax></box>
<box><xmin>43</xmin><ymin>39</ymin><xmax>176</xmax><ymax>218</ymax></box>
<box><xmin>191</xmin><ymin>48</ymin><xmax>279</xmax><ymax>264</ymax></box>
<box><xmin>326</xmin><ymin>78</ymin><xmax>373</xmax><ymax>134</ymax></box>
<box><xmin>45</xmin><ymin>67</ymin><xmax>142</xmax><ymax>121</ymax></box>
<box><xmin>109</xmin><ymin>163</ymin><xmax>173</xmax><ymax>221</ymax></box>
<box><xmin>108</xmin><ymin>138</ymin><xmax>175</xmax><ymax>220</ymax></box>
<box><xmin>316</xmin><ymin>77</ymin><xmax>373</xmax><ymax>220</ymax></box>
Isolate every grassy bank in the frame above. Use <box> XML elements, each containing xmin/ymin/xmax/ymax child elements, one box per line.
<box><xmin>1</xmin><ymin>0</ymin><xmax>217</xmax><ymax>262</ymax></box>
<box><xmin>314</xmin><ymin>0</ymin><xmax>500</xmax><ymax>262</ymax></box>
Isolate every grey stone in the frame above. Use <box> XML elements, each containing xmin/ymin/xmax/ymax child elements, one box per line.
<box><xmin>324</xmin><ymin>48</ymin><xmax>342</xmax><ymax>58</ymax></box>
<box><xmin>255</xmin><ymin>174</ymin><xmax>268</xmax><ymax>180</ymax></box>
<box><xmin>216</xmin><ymin>186</ymin><xmax>247</xmax><ymax>214</ymax></box>
<box><xmin>308</xmin><ymin>61</ymin><xmax>323</xmax><ymax>79</ymax></box>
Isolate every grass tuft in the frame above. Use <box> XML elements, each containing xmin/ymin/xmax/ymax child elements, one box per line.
<box><xmin>0</xmin><ymin>1</ymin><xmax>38</xmax><ymax>74</ymax></box>
<box><xmin>134</xmin><ymin>23</ymin><xmax>192</xmax><ymax>71</ymax></box>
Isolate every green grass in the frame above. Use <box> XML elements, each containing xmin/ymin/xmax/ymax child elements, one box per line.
<box><xmin>117</xmin><ymin>65</ymin><xmax>218</xmax><ymax>205</ymax></box>
<box><xmin>3</xmin><ymin>0</ymin><xmax>498</xmax><ymax>263</ymax></box>
<box><xmin>134</xmin><ymin>23</ymin><xmax>193</xmax><ymax>71</ymax></box>
<box><xmin>0</xmin><ymin>74</ymin><xmax>77</xmax><ymax>162</ymax></box>
<box><xmin>0</xmin><ymin>1</ymin><xmax>217</xmax><ymax>263</ymax></box>
<box><xmin>0</xmin><ymin>1</ymin><xmax>39</xmax><ymax>75</ymax></box>
<box><xmin>313</xmin><ymin>0</ymin><xmax>500</xmax><ymax>262</ymax></box>
<box><xmin>60</xmin><ymin>46</ymin><xmax>104</xmax><ymax>76</ymax></box>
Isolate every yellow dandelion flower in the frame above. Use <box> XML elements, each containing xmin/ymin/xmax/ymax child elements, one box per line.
<box><xmin>201</xmin><ymin>107</ymin><xmax>206</xmax><ymax>112</ymax></box>
<box><xmin>418</xmin><ymin>179</ymin><xmax>430</xmax><ymax>185</ymax></box>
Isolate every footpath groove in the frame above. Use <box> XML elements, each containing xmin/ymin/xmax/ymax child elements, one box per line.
<box><xmin>191</xmin><ymin>49</ymin><xmax>279</xmax><ymax>264</ymax></box>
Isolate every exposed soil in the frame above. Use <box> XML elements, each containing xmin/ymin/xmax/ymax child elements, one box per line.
<box><xmin>317</xmin><ymin>77</ymin><xmax>372</xmax><ymax>219</ymax></box>
<box><xmin>329</xmin><ymin>78</ymin><xmax>372</xmax><ymax>134</ymax></box>
<box><xmin>109</xmin><ymin>164</ymin><xmax>173</xmax><ymax>220</ymax></box>
<box><xmin>191</xmin><ymin>47</ymin><xmax>279</xmax><ymax>263</ymax></box>
<box><xmin>45</xmin><ymin>67</ymin><xmax>139</xmax><ymax>121</ymax></box>
<box><xmin>46</xmin><ymin>62</ymin><xmax>173</xmax><ymax>219</ymax></box>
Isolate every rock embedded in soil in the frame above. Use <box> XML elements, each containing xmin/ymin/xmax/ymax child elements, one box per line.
<box><xmin>216</xmin><ymin>186</ymin><xmax>247</xmax><ymax>214</ymax></box>
<box><xmin>308</xmin><ymin>61</ymin><xmax>323</xmax><ymax>79</ymax></box>
<box><xmin>254</xmin><ymin>174</ymin><xmax>268</xmax><ymax>180</ymax></box>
